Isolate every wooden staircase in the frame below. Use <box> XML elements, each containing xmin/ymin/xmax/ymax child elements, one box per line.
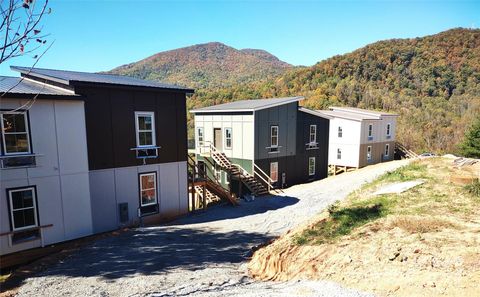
<box><xmin>187</xmin><ymin>155</ymin><xmax>238</xmax><ymax>210</ymax></box>
<box><xmin>395</xmin><ymin>142</ymin><xmax>418</xmax><ymax>159</ymax></box>
<box><xmin>207</xmin><ymin>143</ymin><xmax>272</xmax><ymax>196</ymax></box>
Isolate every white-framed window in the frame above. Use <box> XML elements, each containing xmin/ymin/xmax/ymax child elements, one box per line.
<box><xmin>8</xmin><ymin>187</ymin><xmax>38</xmax><ymax>231</ymax></box>
<box><xmin>139</xmin><ymin>172</ymin><xmax>157</xmax><ymax>207</ymax></box>
<box><xmin>197</xmin><ymin>127</ymin><xmax>204</xmax><ymax>145</ymax></box>
<box><xmin>385</xmin><ymin>144</ymin><xmax>390</xmax><ymax>157</ymax></box>
<box><xmin>135</xmin><ymin>111</ymin><xmax>156</xmax><ymax>147</ymax></box>
<box><xmin>270</xmin><ymin>126</ymin><xmax>279</xmax><ymax>148</ymax></box>
<box><xmin>368</xmin><ymin>124</ymin><xmax>373</xmax><ymax>140</ymax></box>
<box><xmin>338</xmin><ymin>126</ymin><xmax>343</xmax><ymax>138</ymax></box>
<box><xmin>386</xmin><ymin>123</ymin><xmax>391</xmax><ymax>138</ymax></box>
<box><xmin>1</xmin><ymin>111</ymin><xmax>31</xmax><ymax>155</ymax></box>
<box><xmin>309</xmin><ymin>125</ymin><xmax>317</xmax><ymax>144</ymax></box>
<box><xmin>225</xmin><ymin>128</ymin><xmax>232</xmax><ymax>149</ymax></box>
<box><xmin>270</xmin><ymin>162</ymin><xmax>278</xmax><ymax>183</ymax></box>
<box><xmin>308</xmin><ymin>157</ymin><xmax>315</xmax><ymax>176</ymax></box>
<box><xmin>367</xmin><ymin>146</ymin><xmax>372</xmax><ymax>160</ymax></box>
<box><xmin>337</xmin><ymin>148</ymin><xmax>342</xmax><ymax>159</ymax></box>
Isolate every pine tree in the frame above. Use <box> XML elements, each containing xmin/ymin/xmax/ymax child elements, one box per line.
<box><xmin>459</xmin><ymin>117</ymin><xmax>480</xmax><ymax>158</ymax></box>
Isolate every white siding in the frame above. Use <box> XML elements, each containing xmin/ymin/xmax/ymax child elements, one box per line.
<box><xmin>194</xmin><ymin>114</ymin><xmax>254</xmax><ymax>160</ymax></box>
<box><xmin>328</xmin><ymin>118</ymin><xmax>362</xmax><ymax>167</ymax></box>
<box><xmin>0</xmin><ymin>99</ymin><xmax>92</xmax><ymax>256</ymax></box>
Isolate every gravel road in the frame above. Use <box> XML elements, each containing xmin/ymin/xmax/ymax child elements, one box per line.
<box><xmin>15</xmin><ymin>160</ymin><xmax>409</xmax><ymax>297</ymax></box>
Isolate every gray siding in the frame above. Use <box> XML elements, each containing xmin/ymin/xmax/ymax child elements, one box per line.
<box><xmin>254</xmin><ymin>102</ymin><xmax>297</xmax><ymax>160</ymax></box>
<box><xmin>89</xmin><ymin>161</ymin><xmax>188</xmax><ymax>233</ymax></box>
<box><xmin>0</xmin><ymin>99</ymin><xmax>92</xmax><ymax>256</ymax></box>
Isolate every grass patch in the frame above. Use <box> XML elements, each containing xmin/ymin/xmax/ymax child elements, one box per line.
<box><xmin>293</xmin><ymin>159</ymin><xmax>478</xmax><ymax>246</ymax></box>
<box><xmin>389</xmin><ymin>216</ymin><xmax>457</xmax><ymax>233</ymax></box>
<box><xmin>294</xmin><ymin>196</ymin><xmax>393</xmax><ymax>245</ymax></box>
<box><xmin>464</xmin><ymin>180</ymin><xmax>480</xmax><ymax>198</ymax></box>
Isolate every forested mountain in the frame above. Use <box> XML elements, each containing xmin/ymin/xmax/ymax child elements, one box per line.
<box><xmin>187</xmin><ymin>28</ymin><xmax>480</xmax><ymax>153</ymax></box>
<box><xmin>110</xmin><ymin>28</ymin><xmax>480</xmax><ymax>153</ymax></box>
<box><xmin>109</xmin><ymin>42</ymin><xmax>293</xmax><ymax>88</ymax></box>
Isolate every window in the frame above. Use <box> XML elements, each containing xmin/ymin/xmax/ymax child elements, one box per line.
<box><xmin>337</xmin><ymin>148</ymin><xmax>342</xmax><ymax>160</ymax></box>
<box><xmin>385</xmin><ymin>144</ymin><xmax>390</xmax><ymax>157</ymax></box>
<box><xmin>139</xmin><ymin>172</ymin><xmax>157</xmax><ymax>207</ymax></box>
<box><xmin>386</xmin><ymin>123</ymin><xmax>391</xmax><ymax>138</ymax></box>
<box><xmin>197</xmin><ymin>127</ymin><xmax>204</xmax><ymax>145</ymax></box>
<box><xmin>338</xmin><ymin>126</ymin><xmax>343</xmax><ymax>138</ymax></box>
<box><xmin>270</xmin><ymin>126</ymin><xmax>278</xmax><ymax>148</ymax></box>
<box><xmin>368</xmin><ymin>124</ymin><xmax>373</xmax><ymax>140</ymax></box>
<box><xmin>309</xmin><ymin>125</ymin><xmax>317</xmax><ymax>144</ymax></box>
<box><xmin>1</xmin><ymin>112</ymin><xmax>31</xmax><ymax>155</ymax></box>
<box><xmin>225</xmin><ymin>128</ymin><xmax>232</xmax><ymax>149</ymax></box>
<box><xmin>367</xmin><ymin>146</ymin><xmax>372</xmax><ymax>161</ymax></box>
<box><xmin>308</xmin><ymin>157</ymin><xmax>315</xmax><ymax>176</ymax></box>
<box><xmin>8</xmin><ymin>187</ymin><xmax>38</xmax><ymax>231</ymax></box>
<box><xmin>270</xmin><ymin>162</ymin><xmax>278</xmax><ymax>182</ymax></box>
<box><xmin>135</xmin><ymin>112</ymin><xmax>156</xmax><ymax>147</ymax></box>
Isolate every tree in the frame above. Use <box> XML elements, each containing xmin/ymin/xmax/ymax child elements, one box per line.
<box><xmin>1</xmin><ymin>0</ymin><xmax>50</xmax><ymax>65</ymax></box>
<box><xmin>459</xmin><ymin>117</ymin><xmax>480</xmax><ymax>158</ymax></box>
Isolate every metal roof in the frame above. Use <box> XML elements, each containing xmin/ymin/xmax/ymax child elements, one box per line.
<box><xmin>316</xmin><ymin>110</ymin><xmax>381</xmax><ymax>121</ymax></box>
<box><xmin>190</xmin><ymin>96</ymin><xmax>304</xmax><ymax>113</ymax></box>
<box><xmin>330</xmin><ymin>106</ymin><xmax>398</xmax><ymax>117</ymax></box>
<box><xmin>0</xmin><ymin>76</ymin><xmax>78</xmax><ymax>97</ymax></box>
<box><xmin>10</xmin><ymin>66</ymin><xmax>194</xmax><ymax>92</ymax></box>
<box><xmin>298</xmin><ymin>107</ymin><xmax>333</xmax><ymax>119</ymax></box>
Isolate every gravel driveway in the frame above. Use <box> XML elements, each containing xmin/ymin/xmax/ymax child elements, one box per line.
<box><xmin>15</xmin><ymin>160</ymin><xmax>409</xmax><ymax>297</ymax></box>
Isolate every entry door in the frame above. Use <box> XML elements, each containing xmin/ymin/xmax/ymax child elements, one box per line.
<box><xmin>214</xmin><ymin>128</ymin><xmax>223</xmax><ymax>150</ymax></box>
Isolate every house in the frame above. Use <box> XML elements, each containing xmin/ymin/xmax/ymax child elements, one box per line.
<box><xmin>190</xmin><ymin>97</ymin><xmax>329</xmax><ymax>196</ymax></box>
<box><xmin>0</xmin><ymin>66</ymin><xmax>193</xmax><ymax>256</ymax></box>
<box><xmin>317</xmin><ymin>107</ymin><xmax>398</xmax><ymax>171</ymax></box>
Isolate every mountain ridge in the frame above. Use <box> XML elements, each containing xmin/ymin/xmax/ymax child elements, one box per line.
<box><xmin>109</xmin><ymin>42</ymin><xmax>292</xmax><ymax>89</ymax></box>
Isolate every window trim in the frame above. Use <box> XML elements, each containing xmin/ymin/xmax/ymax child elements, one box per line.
<box><xmin>338</xmin><ymin>126</ymin><xmax>343</xmax><ymax>138</ymax></box>
<box><xmin>197</xmin><ymin>127</ymin><xmax>204</xmax><ymax>146</ymax></box>
<box><xmin>0</xmin><ymin>111</ymin><xmax>32</xmax><ymax>156</ymax></box>
<box><xmin>386</xmin><ymin>123</ymin><xmax>391</xmax><ymax>137</ymax></box>
<box><xmin>309</xmin><ymin>125</ymin><xmax>317</xmax><ymax>144</ymax></box>
<box><xmin>270</xmin><ymin>161</ymin><xmax>278</xmax><ymax>183</ymax></box>
<box><xmin>134</xmin><ymin>111</ymin><xmax>156</xmax><ymax>148</ymax></box>
<box><xmin>308</xmin><ymin>157</ymin><xmax>315</xmax><ymax>176</ymax></box>
<box><xmin>138</xmin><ymin>172</ymin><xmax>158</xmax><ymax>208</ymax></box>
<box><xmin>367</xmin><ymin>145</ymin><xmax>372</xmax><ymax>161</ymax></box>
<box><xmin>6</xmin><ymin>186</ymin><xmax>39</xmax><ymax>232</ymax></box>
<box><xmin>270</xmin><ymin>125</ymin><xmax>279</xmax><ymax>148</ymax></box>
<box><xmin>224</xmin><ymin>127</ymin><xmax>232</xmax><ymax>149</ymax></box>
<box><xmin>385</xmin><ymin>144</ymin><xmax>390</xmax><ymax>157</ymax></box>
<box><xmin>337</xmin><ymin>148</ymin><xmax>342</xmax><ymax>160</ymax></box>
<box><xmin>368</xmin><ymin>123</ymin><xmax>373</xmax><ymax>138</ymax></box>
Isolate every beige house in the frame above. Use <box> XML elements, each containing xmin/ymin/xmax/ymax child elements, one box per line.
<box><xmin>318</xmin><ymin>107</ymin><xmax>398</xmax><ymax>170</ymax></box>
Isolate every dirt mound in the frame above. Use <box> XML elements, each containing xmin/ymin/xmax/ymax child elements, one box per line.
<box><xmin>249</xmin><ymin>158</ymin><xmax>480</xmax><ymax>297</ymax></box>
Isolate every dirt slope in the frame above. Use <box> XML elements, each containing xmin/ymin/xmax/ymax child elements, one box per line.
<box><xmin>249</xmin><ymin>158</ymin><xmax>480</xmax><ymax>297</ymax></box>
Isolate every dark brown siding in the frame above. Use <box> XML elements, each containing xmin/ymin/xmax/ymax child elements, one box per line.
<box><xmin>76</xmin><ymin>85</ymin><xmax>188</xmax><ymax>170</ymax></box>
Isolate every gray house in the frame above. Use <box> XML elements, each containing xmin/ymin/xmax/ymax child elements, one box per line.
<box><xmin>191</xmin><ymin>97</ymin><xmax>330</xmax><ymax>197</ymax></box>
<box><xmin>0</xmin><ymin>67</ymin><xmax>193</xmax><ymax>258</ymax></box>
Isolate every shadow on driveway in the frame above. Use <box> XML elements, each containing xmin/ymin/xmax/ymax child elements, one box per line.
<box><xmin>37</xmin><ymin>196</ymin><xmax>298</xmax><ymax>280</ymax></box>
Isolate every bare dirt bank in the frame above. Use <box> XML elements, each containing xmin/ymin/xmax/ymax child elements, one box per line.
<box><xmin>248</xmin><ymin>158</ymin><xmax>480</xmax><ymax>297</ymax></box>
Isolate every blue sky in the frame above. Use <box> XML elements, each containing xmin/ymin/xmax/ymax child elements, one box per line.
<box><xmin>1</xmin><ymin>0</ymin><xmax>479</xmax><ymax>76</ymax></box>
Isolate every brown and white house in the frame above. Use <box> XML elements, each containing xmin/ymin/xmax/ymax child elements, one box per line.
<box><xmin>317</xmin><ymin>107</ymin><xmax>398</xmax><ymax>170</ymax></box>
<box><xmin>0</xmin><ymin>66</ymin><xmax>193</xmax><ymax>257</ymax></box>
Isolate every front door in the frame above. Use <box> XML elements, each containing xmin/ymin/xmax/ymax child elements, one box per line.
<box><xmin>214</xmin><ymin>128</ymin><xmax>222</xmax><ymax>150</ymax></box>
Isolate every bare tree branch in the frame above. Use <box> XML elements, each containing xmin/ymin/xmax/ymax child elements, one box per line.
<box><xmin>0</xmin><ymin>0</ymin><xmax>50</xmax><ymax>65</ymax></box>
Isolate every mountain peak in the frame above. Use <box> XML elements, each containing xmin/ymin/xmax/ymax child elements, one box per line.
<box><xmin>109</xmin><ymin>42</ymin><xmax>292</xmax><ymax>88</ymax></box>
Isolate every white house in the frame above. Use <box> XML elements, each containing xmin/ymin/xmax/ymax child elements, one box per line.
<box><xmin>318</xmin><ymin>107</ymin><xmax>398</xmax><ymax>169</ymax></box>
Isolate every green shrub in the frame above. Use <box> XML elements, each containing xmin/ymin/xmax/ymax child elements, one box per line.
<box><xmin>464</xmin><ymin>180</ymin><xmax>480</xmax><ymax>197</ymax></box>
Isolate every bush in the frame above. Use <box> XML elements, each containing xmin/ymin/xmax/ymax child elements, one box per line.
<box><xmin>464</xmin><ymin>180</ymin><xmax>480</xmax><ymax>197</ymax></box>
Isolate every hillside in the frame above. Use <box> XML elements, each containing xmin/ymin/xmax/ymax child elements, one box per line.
<box><xmin>109</xmin><ymin>42</ymin><xmax>292</xmax><ymax>88</ymax></box>
<box><xmin>187</xmin><ymin>28</ymin><xmax>480</xmax><ymax>153</ymax></box>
